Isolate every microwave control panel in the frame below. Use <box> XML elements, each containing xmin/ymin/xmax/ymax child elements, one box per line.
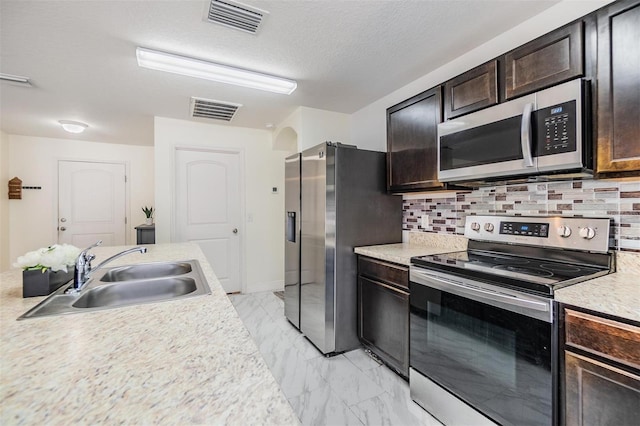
<box><xmin>535</xmin><ymin>100</ymin><xmax>577</xmax><ymax>156</ymax></box>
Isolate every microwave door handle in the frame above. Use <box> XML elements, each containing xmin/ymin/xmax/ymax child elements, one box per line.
<box><xmin>521</xmin><ymin>102</ymin><xmax>535</xmax><ymax>168</ymax></box>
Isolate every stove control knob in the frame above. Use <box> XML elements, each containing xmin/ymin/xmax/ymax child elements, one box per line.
<box><xmin>470</xmin><ymin>222</ymin><xmax>481</xmax><ymax>231</ymax></box>
<box><xmin>557</xmin><ymin>226</ymin><xmax>572</xmax><ymax>238</ymax></box>
<box><xmin>579</xmin><ymin>227</ymin><xmax>596</xmax><ymax>240</ymax></box>
<box><xmin>484</xmin><ymin>223</ymin><xmax>495</xmax><ymax>232</ymax></box>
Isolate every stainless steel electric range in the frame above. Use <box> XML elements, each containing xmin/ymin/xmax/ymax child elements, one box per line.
<box><xmin>409</xmin><ymin>215</ymin><xmax>613</xmax><ymax>426</ymax></box>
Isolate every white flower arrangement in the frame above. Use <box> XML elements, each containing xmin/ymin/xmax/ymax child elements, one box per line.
<box><xmin>14</xmin><ymin>244</ymin><xmax>81</xmax><ymax>273</ymax></box>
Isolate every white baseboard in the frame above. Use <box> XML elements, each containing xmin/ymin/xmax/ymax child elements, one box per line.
<box><xmin>245</xmin><ymin>279</ymin><xmax>284</xmax><ymax>294</ymax></box>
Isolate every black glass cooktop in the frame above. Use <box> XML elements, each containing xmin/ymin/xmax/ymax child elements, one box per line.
<box><xmin>411</xmin><ymin>250</ymin><xmax>610</xmax><ymax>296</ymax></box>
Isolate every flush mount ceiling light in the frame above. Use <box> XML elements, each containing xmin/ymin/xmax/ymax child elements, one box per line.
<box><xmin>136</xmin><ymin>47</ymin><xmax>297</xmax><ymax>95</ymax></box>
<box><xmin>59</xmin><ymin>120</ymin><xmax>88</xmax><ymax>134</ymax></box>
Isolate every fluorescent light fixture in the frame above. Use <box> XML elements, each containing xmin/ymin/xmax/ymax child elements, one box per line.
<box><xmin>59</xmin><ymin>120</ymin><xmax>88</xmax><ymax>134</ymax></box>
<box><xmin>136</xmin><ymin>47</ymin><xmax>297</xmax><ymax>95</ymax></box>
<box><xmin>0</xmin><ymin>73</ymin><xmax>31</xmax><ymax>85</ymax></box>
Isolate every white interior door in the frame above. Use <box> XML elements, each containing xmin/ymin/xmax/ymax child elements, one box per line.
<box><xmin>58</xmin><ymin>160</ymin><xmax>127</xmax><ymax>248</ymax></box>
<box><xmin>175</xmin><ymin>148</ymin><xmax>241</xmax><ymax>293</ymax></box>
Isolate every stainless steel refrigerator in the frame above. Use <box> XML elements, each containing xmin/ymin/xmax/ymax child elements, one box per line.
<box><xmin>284</xmin><ymin>142</ymin><xmax>402</xmax><ymax>355</ymax></box>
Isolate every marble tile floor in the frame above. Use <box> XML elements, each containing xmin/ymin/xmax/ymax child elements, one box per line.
<box><xmin>229</xmin><ymin>291</ymin><xmax>443</xmax><ymax>426</ymax></box>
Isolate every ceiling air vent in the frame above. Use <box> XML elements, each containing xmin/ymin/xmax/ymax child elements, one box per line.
<box><xmin>190</xmin><ymin>97</ymin><xmax>242</xmax><ymax>122</ymax></box>
<box><xmin>207</xmin><ymin>0</ymin><xmax>267</xmax><ymax>34</ymax></box>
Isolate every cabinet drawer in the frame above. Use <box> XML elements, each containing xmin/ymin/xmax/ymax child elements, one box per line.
<box><xmin>358</xmin><ymin>256</ymin><xmax>408</xmax><ymax>290</ymax></box>
<box><xmin>565</xmin><ymin>309</ymin><xmax>640</xmax><ymax>370</ymax></box>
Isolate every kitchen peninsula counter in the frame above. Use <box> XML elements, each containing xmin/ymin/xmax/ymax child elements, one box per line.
<box><xmin>0</xmin><ymin>243</ymin><xmax>298</xmax><ymax>425</ymax></box>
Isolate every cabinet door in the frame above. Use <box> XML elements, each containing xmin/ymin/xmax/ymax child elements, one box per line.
<box><xmin>444</xmin><ymin>60</ymin><xmax>498</xmax><ymax>120</ymax></box>
<box><xmin>358</xmin><ymin>276</ymin><xmax>409</xmax><ymax>377</ymax></box>
<box><xmin>503</xmin><ymin>21</ymin><xmax>583</xmax><ymax>100</ymax></box>
<box><xmin>386</xmin><ymin>87</ymin><xmax>444</xmax><ymax>192</ymax></box>
<box><xmin>596</xmin><ymin>0</ymin><xmax>640</xmax><ymax>176</ymax></box>
<box><xmin>564</xmin><ymin>351</ymin><xmax>640</xmax><ymax>426</ymax></box>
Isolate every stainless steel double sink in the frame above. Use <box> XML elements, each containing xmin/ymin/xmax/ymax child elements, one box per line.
<box><xmin>18</xmin><ymin>260</ymin><xmax>211</xmax><ymax>320</ymax></box>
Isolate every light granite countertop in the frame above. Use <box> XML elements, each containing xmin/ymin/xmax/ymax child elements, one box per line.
<box><xmin>0</xmin><ymin>243</ymin><xmax>298</xmax><ymax>425</ymax></box>
<box><xmin>355</xmin><ymin>232</ymin><xmax>468</xmax><ymax>266</ymax></box>
<box><xmin>555</xmin><ymin>251</ymin><xmax>640</xmax><ymax>323</ymax></box>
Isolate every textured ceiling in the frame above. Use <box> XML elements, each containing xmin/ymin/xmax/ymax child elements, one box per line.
<box><xmin>0</xmin><ymin>0</ymin><xmax>560</xmax><ymax>146</ymax></box>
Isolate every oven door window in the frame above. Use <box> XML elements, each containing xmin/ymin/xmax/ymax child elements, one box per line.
<box><xmin>410</xmin><ymin>283</ymin><xmax>553</xmax><ymax>426</ymax></box>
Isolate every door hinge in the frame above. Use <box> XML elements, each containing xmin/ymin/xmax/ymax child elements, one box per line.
<box><xmin>124</xmin><ymin>175</ymin><xmax>127</xmax><ymax>183</ymax></box>
<box><xmin>125</xmin><ymin>217</ymin><xmax>127</xmax><ymax>224</ymax></box>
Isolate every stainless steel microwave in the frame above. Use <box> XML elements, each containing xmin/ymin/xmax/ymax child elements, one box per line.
<box><xmin>437</xmin><ymin>78</ymin><xmax>592</xmax><ymax>184</ymax></box>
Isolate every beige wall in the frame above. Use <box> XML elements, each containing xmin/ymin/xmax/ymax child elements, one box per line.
<box><xmin>351</xmin><ymin>0</ymin><xmax>615</xmax><ymax>151</ymax></box>
<box><xmin>298</xmin><ymin>107</ymin><xmax>351</xmax><ymax>151</ymax></box>
<box><xmin>0</xmin><ymin>131</ymin><xmax>9</xmax><ymax>271</ymax></box>
<box><xmin>7</xmin><ymin>135</ymin><xmax>154</xmax><ymax>265</ymax></box>
<box><xmin>275</xmin><ymin>106</ymin><xmax>351</xmax><ymax>152</ymax></box>
<box><xmin>154</xmin><ymin>117</ymin><xmax>287</xmax><ymax>293</ymax></box>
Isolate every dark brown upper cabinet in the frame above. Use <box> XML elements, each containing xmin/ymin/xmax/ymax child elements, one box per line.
<box><xmin>595</xmin><ymin>0</ymin><xmax>640</xmax><ymax>177</ymax></box>
<box><xmin>444</xmin><ymin>60</ymin><xmax>498</xmax><ymax>120</ymax></box>
<box><xmin>502</xmin><ymin>21</ymin><xmax>584</xmax><ymax>100</ymax></box>
<box><xmin>386</xmin><ymin>87</ymin><xmax>445</xmax><ymax>192</ymax></box>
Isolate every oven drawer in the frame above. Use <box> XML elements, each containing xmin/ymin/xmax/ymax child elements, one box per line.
<box><xmin>565</xmin><ymin>309</ymin><xmax>640</xmax><ymax>370</ymax></box>
<box><xmin>358</xmin><ymin>256</ymin><xmax>408</xmax><ymax>290</ymax></box>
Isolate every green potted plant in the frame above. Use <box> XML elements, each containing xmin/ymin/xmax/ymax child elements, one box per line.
<box><xmin>142</xmin><ymin>206</ymin><xmax>154</xmax><ymax>225</ymax></box>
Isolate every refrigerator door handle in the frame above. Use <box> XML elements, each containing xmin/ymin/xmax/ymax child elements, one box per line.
<box><xmin>286</xmin><ymin>211</ymin><xmax>296</xmax><ymax>242</ymax></box>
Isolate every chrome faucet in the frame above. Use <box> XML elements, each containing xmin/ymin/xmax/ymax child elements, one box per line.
<box><xmin>70</xmin><ymin>240</ymin><xmax>147</xmax><ymax>293</ymax></box>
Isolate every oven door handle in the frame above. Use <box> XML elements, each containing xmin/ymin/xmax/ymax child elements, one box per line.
<box><xmin>411</xmin><ymin>270</ymin><xmax>552</xmax><ymax>322</ymax></box>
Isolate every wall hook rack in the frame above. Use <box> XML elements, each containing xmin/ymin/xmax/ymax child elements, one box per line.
<box><xmin>8</xmin><ymin>177</ymin><xmax>22</xmax><ymax>199</ymax></box>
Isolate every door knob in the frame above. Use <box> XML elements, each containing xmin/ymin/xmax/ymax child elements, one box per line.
<box><xmin>233</xmin><ymin>228</ymin><xmax>238</xmax><ymax>234</ymax></box>
<box><xmin>60</xmin><ymin>227</ymin><xmax>66</xmax><ymax>231</ymax></box>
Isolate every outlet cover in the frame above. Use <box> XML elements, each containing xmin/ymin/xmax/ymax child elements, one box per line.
<box><xmin>421</xmin><ymin>216</ymin><xmax>430</xmax><ymax>229</ymax></box>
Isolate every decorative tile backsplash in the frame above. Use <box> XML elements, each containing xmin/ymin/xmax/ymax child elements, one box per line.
<box><xmin>403</xmin><ymin>179</ymin><xmax>640</xmax><ymax>251</ymax></box>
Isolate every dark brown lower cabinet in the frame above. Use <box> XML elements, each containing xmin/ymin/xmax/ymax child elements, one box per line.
<box><xmin>358</xmin><ymin>256</ymin><xmax>409</xmax><ymax>378</ymax></box>
<box><xmin>563</xmin><ymin>308</ymin><xmax>640</xmax><ymax>425</ymax></box>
